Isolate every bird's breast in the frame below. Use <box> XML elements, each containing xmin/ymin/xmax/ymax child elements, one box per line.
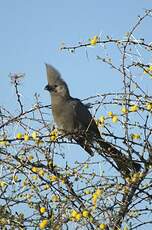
<box><xmin>52</xmin><ymin>103</ymin><xmax>75</xmax><ymax>132</ymax></box>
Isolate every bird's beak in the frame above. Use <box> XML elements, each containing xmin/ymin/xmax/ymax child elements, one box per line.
<box><xmin>44</xmin><ymin>84</ymin><xmax>53</xmax><ymax>91</ymax></box>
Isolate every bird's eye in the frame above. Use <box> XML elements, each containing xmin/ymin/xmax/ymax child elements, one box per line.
<box><xmin>54</xmin><ymin>84</ymin><xmax>58</xmax><ymax>88</ymax></box>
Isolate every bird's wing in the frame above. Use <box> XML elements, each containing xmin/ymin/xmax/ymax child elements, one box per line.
<box><xmin>69</xmin><ymin>98</ymin><xmax>100</xmax><ymax>138</ymax></box>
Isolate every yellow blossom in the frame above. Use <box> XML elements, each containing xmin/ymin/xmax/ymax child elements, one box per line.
<box><xmin>0</xmin><ymin>181</ymin><xmax>7</xmax><ymax>187</ymax></box>
<box><xmin>75</xmin><ymin>213</ymin><xmax>82</xmax><ymax>221</ymax></box>
<box><xmin>92</xmin><ymin>196</ymin><xmax>97</xmax><ymax>206</ymax></box>
<box><xmin>24</xmin><ymin>133</ymin><xmax>30</xmax><ymax>141</ymax></box>
<box><xmin>125</xmin><ymin>177</ymin><xmax>131</xmax><ymax>184</ymax></box>
<box><xmin>40</xmin><ymin>207</ymin><xmax>46</xmax><ymax>214</ymax></box>
<box><xmin>130</xmin><ymin>105</ymin><xmax>138</xmax><ymax>112</ymax></box>
<box><xmin>99</xmin><ymin>223</ymin><xmax>107</xmax><ymax>230</ymax></box>
<box><xmin>97</xmin><ymin>116</ymin><xmax>105</xmax><ymax>126</ymax></box>
<box><xmin>50</xmin><ymin>175</ymin><xmax>58</xmax><ymax>182</ymax></box>
<box><xmin>108</xmin><ymin>111</ymin><xmax>113</xmax><ymax>117</ymax></box>
<box><xmin>112</xmin><ymin>115</ymin><xmax>118</xmax><ymax>123</ymax></box>
<box><xmin>131</xmin><ymin>172</ymin><xmax>140</xmax><ymax>183</ymax></box>
<box><xmin>126</xmin><ymin>172</ymin><xmax>142</xmax><ymax>184</ymax></box>
<box><xmin>123</xmin><ymin>186</ymin><xmax>130</xmax><ymax>194</ymax></box>
<box><xmin>28</xmin><ymin>155</ymin><xmax>34</xmax><ymax>161</ymax></box>
<box><xmin>121</xmin><ymin>106</ymin><xmax>128</xmax><ymax>114</ymax></box>
<box><xmin>22</xmin><ymin>179</ymin><xmax>28</xmax><ymax>187</ymax></box>
<box><xmin>25</xmin><ymin>194</ymin><xmax>32</xmax><ymax>200</ymax></box>
<box><xmin>85</xmin><ymin>189</ymin><xmax>91</xmax><ymax>195</ymax></box>
<box><xmin>13</xmin><ymin>175</ymin><xmax>18</xmax><ymax>182</ymax></box>
<box><xmin>39</xmin><ymin>219</ymin><xmax>48</xmax><ymax>229</ymax></box>
<box><xmin>0</xmin><ymin>140</ymin><xmax>9</xmax><ymax>146</ymax></box>
<box><xmin>51</xmin><ymin>195</ymin><xmax>59</xmax><ymax>202</ymax></box>
<box><xmin>32</xmin><ymin>131</ymin><xmax>38</xmax><ymax>140</ymax></box>
<box><xmin>61</xmin><ymin>179</ymin><xmax>65</xmax><ymax>184</ymax></box>
<box><xmin>38</xmin><ymin>169</ymin><xmax>45</xmax><ymax>177</ymax></box>
<box><xmin>82</xmin><ymin>210</ymin><xmax>89</xmax><ymax>218</ymax></box>
<box><xmin>43</xmin><ymin>184</ymin><xmax>50</xmax><ymax>190</ymax></box>
<box><xmin>32</xmin><ymin>175</ymin><xmax>38</xmax><ymax>180</ymax></box>
<box><xmin>32</xmin><ymin>167</ymin><xmax>38</xmax><ymax>173</ymax></box>
<box><xmin>50</xmin><ymin>129</ymin><xmax>58</xmax><ymax>141</ymax></box>
<box><xmin>92</xmin><ymin>188</ymin><xmax>103</xmax><ymax>204</ymax></box>
<box><xmin>95</xmin><ymin>188</ymin><xmax>103</xmax><ymax>197</ymax></box>
<box><xmin>139</xmin><ymin>172</ymin><xmax>144</xmax><ymax>178</ymax></box>
<box><xmin>71</xmin><ymin>210</ymin><xmax>78</xmax><ymax>218</ymax></box>
<box><xmin>131</xmin><ymin>134</ymin><xmax>140</xmax><ymax>140</ymax></box>
<box><xmin>90</xmin><ymin>35</ymin><xmax>99</xmax><ymax>46</ymax></box>
<box><xmin>124</xmin><ymin>225</ymin><xmax>129</xmax><ymax>230</ymax></box>
<box><xmin>0</xmin><ymin>218</ymin><xmax>8</xmax><ymax>225</ymax></box>
<box><xmin>16</xmin><ymin>132</ymin><xmax>22</xmax><ymax>139</ymax></box>
<box><xmin>144</xmin><ymin>65</ymin><xmax>152</xmax><ymax>76</ymax></box>
<box><xmin>146</xmin><ymin>102</ymin><xmax>152</xmax><ymax>111</ymax></box>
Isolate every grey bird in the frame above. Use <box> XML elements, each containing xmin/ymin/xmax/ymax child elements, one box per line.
<box><xmin>44</xmin><ymin>64</ymin><xmax>140</xmax><ymax>176</ymax></box>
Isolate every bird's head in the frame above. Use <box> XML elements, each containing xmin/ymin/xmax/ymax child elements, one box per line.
<box><xmin>45</xmin><ymin>64</ymin><xmax>70</xmax><ymax>98</ymax></box>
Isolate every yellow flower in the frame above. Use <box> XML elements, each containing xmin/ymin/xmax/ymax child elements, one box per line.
<box><xmin>92</xmin><ymin>196</ymin><xmax>97</xmax><ymax>206</ymax></box>
<box><xmin>32</xmin><ymin>131</ymin><xmax>38</xmax><ymax>140</ymax></box>
<box><xmin>43</xmin><ymin>184</ymin><xmax>50</xmax><ymax>190</ymax></box>
<box><xmin>92</xmin><ymin>193</ymin><xmax>98</xmax><ymax>199</ymax></box>
<box><xmin>61</xmin><ymin>179</ymin><xmax>65</xmax><ymax>184</ymax></box>
<box><xmin>139</xmin><ymin>172</ymin><xmax>144</xmax><ymax>178</ymax></box>
<box><xmin>39</xmin><ymin>219</ymin><xmax>48</xmax><ymax>229</ymax></box>
<box><xmin>121</xmin><ymin>106</ymin><xmax>128</xmax><ymax>114</ymax></box>
<box><xmin>51</xmin><ymin>195</ymin><xmax>59</xmax><ymax>202</ymax></box>
<box><xmin>98</xmin><ymin>116</ymin><xmax>105</xmax><ymax>126</ymax></box>
<box><xmin>24</xmin><ymin>133</ymin><xmax>30</xmax><ymax>141</ymax></box>
<box><xmin>85</xmin><ymin>189</ymin><xmax>91</xmax><ymax>195</ymax></box>
<box><xmin>32</xmin><ymin>167</ymin><xmax>38</xmax><ymax>173</ymax></box>
<box><xmin>92</xmin><ymin>188</ymin><xmax>103</xmax><ymax>206</ymax></box>
<box><xmin>16</xmin><ymin>132</ymin><xmax>22</xmax><ymax>139</ymax></box>
<box><xmin>123</xmin><ymin>186</ymin><xmax>130</xmax><ymax>194</ymax></box>
<box><xmin>108</xmin><ymin>111</ymin><xmax>113</xmax><ymax>117</ymax></box>
<box><xmin>130</xmin><ymin>105</ymin><xmax>138</xmax><ymax>112</ymax></box>
<box><xmin>0</xmin><ymin>181</ymin><xmax>7</xmax><ymax>187</ymax></box>
<box><xmin>40</xmin><ymin>207</ymin><xmax>46</xmax><ymax>214</ymax></box>
<box><xmin>0</xmin><ymin>140</ymin><xmax>9</xmax><ymax>146</ymax></box>
<box><xmin>38</xmin><ymin>169</ymin><xmax>45</xmax><ymax>177</ymax></box>
<box><xmin>32</xmin><ymin>175</ymin><xmax>38</xmax><ymax>180</ymax></box>
<box><xmin>144</xmin><ymin>65</ymin><xmax>152</xmax><ymax>76</ymax></box>
<box><xmin>0</xmin><ymin>218</ymin><xmax>8</xmax><ymax>225</ymax></box>
<box><xmin>22</xmin><ymin>179</ymin><xmax>28</xmax><ymax>187</ymax></box>
<box><xmin>131</xmin><ymin>172</ymin><xmax>140</xmax><ymax>183</ymax></box>
<box><xmin>146</xmin><ymin>102</ymin><xmax>152</xmax><ymax>111</ymax></box>
<box><xmin>124</xmin><ymin>225</ymin><xmax>129</xmax><ymax>230</ymax></box>
<box><xmin>75</xmin><ymin>213</ymin><xmax>82</xmax><ymax>221</ymax></box>
<box><xmin>112</xmin><ymin>115</ymin><xmax>118</xmax><ymax>123</ymax></box>
<box><xmin>90</xmin><ymin>36</ymin><xmax>99</xmax><ymax>46</ymax></box>
<box><xmin>28</xmin><ymin>155</ymin><xmax>34</xmax><ymax>161</ymax></box>
<box><xmin>82</xmin><ymin>210</ymin><xmax>89</xmax><ymax>218</ymax></box>
<box><xmin>71</xmin><ymin>210</ymin><xmax>78</xmax><ymax>218</ymax></box>
<box><xmin>50</xmin><ymin>129</ymin><xmax>58</xmax><ymax>141</ymax></box>
<box><xmin>50</xmin><ymin>175</ymin><xmax>58</xmax><ymax>182</ymax></box>
<box><xmin>13</xmin><ymin>175</ymin><xmax>18</xmax><ymax>182</ymax></box>
<box><xmin>131</xmin><ymin>134</ymin><xmax>140</xmax><ymax>140</ymax></box>
<box><xmin>99</xmin><ymin>223</ymin><xmax>107</xmax><ymax>230</ymax></box>
<box><xmin>125</xmin><ymin>177</ymin><xmax>131</xmax><ymax>184</ymax></box>
<box><xmin>95</xmin><ymin>188</ymin><xmax>103</xmax><ymax>197</ymax></box>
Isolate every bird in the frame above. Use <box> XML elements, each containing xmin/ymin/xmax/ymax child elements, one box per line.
<box><xmin>44</xmin><ymin>63</ymin><xmax>141</xmax><ymax>176</ymax></box>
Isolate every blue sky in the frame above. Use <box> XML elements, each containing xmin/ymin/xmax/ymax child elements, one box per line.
<box><xmin>0</xmin><ymin>0</ymin><xmax>151</xmax><ymax>108</ymax></box>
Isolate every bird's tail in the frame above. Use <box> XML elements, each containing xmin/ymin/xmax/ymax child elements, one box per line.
<box><xmin>97</xmin><ymin>139</ymin><xmax>141</xmax><ymax>176</ymax></box>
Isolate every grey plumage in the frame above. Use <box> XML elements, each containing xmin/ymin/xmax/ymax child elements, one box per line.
<box><xmin>45</xmin><ymin>63</ymin><xmax>141</xmax><ymax>176</ymax></box>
